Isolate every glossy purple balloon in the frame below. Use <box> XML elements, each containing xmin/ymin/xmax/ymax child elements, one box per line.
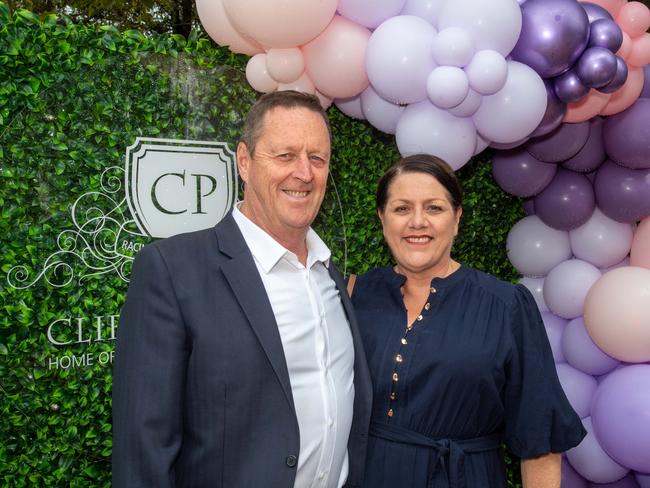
<box><xmin>511</xmin><ymin>0</ymin><xmax>590</xmax><ymax>78</ymax></box>
<box><xmin>602</xmin><ymin>98</ymin><xmax>650</xmax><ymax>169</ymax></box>
<box><xmin>588</xmin><ymin>18</ymin><xmax>623</xmax><ymax>52</ymax></box>
<box><xmin>562</xmin><ymin>317</ymin><xmax>619</xmax><ymax>376</ymax></box>
<box><xmin>531</xmin><ymin>79</ymin><xmax>568</xmax><ymax>137</ymax></box>
<box><xmin>526</xmin><ymin>121</ymin><xmax>590</xmax><ymax>163</ymax></box>
<box><xmin>599</xmin><ymin>56</ymin><xmax>628</xmax><ymax>94</ymax></box>
<box><xmin>588</xmin><ymin>473</ymin><xmax>643</xmax><ymax>488</ymax></box>
<box><xmin>534</xmin><ymin>168</ymin><xmax>595</xmax><ymax>230</ymax></box>
<box><xmin>492</xmin><ymin>148</ymin><xmax>557</xmax><ymax>197</ymax></box>
<box><xmin>581</xmin><ymin>2</ymin><xmax>614</xmax><ymax>23</ymax></box>
<box><xmin>542</xmin><ymin>311</ymin><xmax>568</xmax><ymax>363</ymax></box>
<box><xmin>555</xmin><ymin>68</ymin><xmax>591</xmax><ymax>103</ymax></box>
<box><xmin>563</xmin><ymin>117</ymin><xmax>606</xmax><ymax>172</ymax></box>
<box><xmin>595</xmin><ymin>160</ymin><xmax>650</xmax><ymax>222</ymax></box>
<box><xmin>640</xmin><ymin>64</ymin><xmax>650</xmax><ymax>98</ymax></box>
<box><xmin>576</xmin><ymin>47</ymin><xmax>618</xmax><ymax>88</ymax></box>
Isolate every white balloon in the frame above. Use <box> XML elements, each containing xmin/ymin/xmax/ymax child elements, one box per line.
<box><xmin>473</xmin><ymin>132</ymin><xmax>490</xmax><ymax>155</ymax></box>
<box><xmin>473</xmin><ymin>61</ymin><xmax>547</xmax><ymax>144</ymax></box>
<box><xmin>395</xmin><ymin>100</ymin><xmax>477</xmax><ymax>170</ymax></box>
<box><xmin>465</xmin><ymin>50</ymin><xmax>508</xmax><ymax>95</ymax></box>
<box><xmin>338</xmin><ymin>0</ymin><xmax>406</xmax><ymax>29</ymax></box>
<box><xmin>431</xmin><ymin>27</ymin><xmax>475</xmax><ymax>67</ymax></box>
<box><xmin>196</xmin><ymin>0</ymin><xmax>263</xmax><ymax>55</ymax></box>
<box><xmin>245</xmin><ymin>54</ymin><xmax>278</xmax><ymax>93</ymax></box>
<box><xmin>266</xmin><ymin>48</ymin><xmax>304</xmax><ymax>84</ymax></box>
<box><xmin>543</xmin><ymin>259</ymin><xmax>601</xmax><ymax>319</ymax></box>
<box><xmin>400</xmin><ymin>0</ymin><xmax>446</xmax><ymax>25</ymax></box>
<box><xmin>360</xmin><ymin>86</ymin><xmax>405</xmax><ymax>134</ymax></box>
<box><xmin>426</xmin><ymin>66</ymin><xmax>469</xmax><ymax>109</ymax></box>
<box><xmin>519</xmin><ymin>276</ymin><xmax>549</xmax><ymax>312</ymax></box>
<box><xmin>449</xmin><ymin>88</ymin><xmax>482</xmax><ymax>117</ymax></box>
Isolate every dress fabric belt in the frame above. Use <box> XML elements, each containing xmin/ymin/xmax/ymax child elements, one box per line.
<box><xmin>369</xmin><ymin>421</ymin><xmax>502</xmax><ymax>488</ymax></box>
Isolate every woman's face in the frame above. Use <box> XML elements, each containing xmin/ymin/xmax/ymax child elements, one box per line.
<box><xmin>379</xmin><ymin>171</ymin><xmax>461</xmax><ymax>276</ymax></box>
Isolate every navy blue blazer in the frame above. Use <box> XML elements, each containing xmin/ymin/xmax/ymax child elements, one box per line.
<box><xmin>112</xmin><ymin>212</ymin><xmax>372</xmax><ymax>487</ymax></box>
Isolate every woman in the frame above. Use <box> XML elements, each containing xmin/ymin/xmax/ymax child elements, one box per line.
<box><xmin>350</xmin><ymin>154</ymin><xmax>585</xmax><ymax>488</ymax></box>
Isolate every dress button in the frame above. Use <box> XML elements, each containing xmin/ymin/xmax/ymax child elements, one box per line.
<box><xmin>431</xmin><ymin>287</ymin><xmax>437</xmax><ymax>294</ymax></box>
<box><xmin>392</xmin><ymin>372</ymin><xmax>399</xmax><ymax>381</ymax></box>
<box><xmin>390</xmin><ymin>392</ymin><xmax>396</xmax><ymax>400</ymax></box>
<box><xmin>395</xmin><ymin>354</ymin><xmax>403</xmax><ymax>363</ymax></box>
<box><xmin>416</xmin><ymin>314</ymin><xmax>423</xmax><ymax>321</ymax></box>
<box><xmin>424</xmin><ymin>302</ymin><xmax>431</xmax><ymax>311</ymax></box>
<box><xmin>286</xmin><ymin>455</ymin><xmax>298</xmax><ymax>467</ymax></box>
<box><xmin>401</xmin><ymin>338</ymin><xmax>408</xmax><ymax>345</ymax></box>
<box><xmin>387</xmin><ymin>408</ymin><xmax>394</xmax><ymax>417</ymax></box>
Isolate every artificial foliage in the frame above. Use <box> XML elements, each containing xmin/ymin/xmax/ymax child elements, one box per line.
<box><xmin>0</xmin><ymin>4</ymin><xmax>523</xmax><ymax>485</ymax></box>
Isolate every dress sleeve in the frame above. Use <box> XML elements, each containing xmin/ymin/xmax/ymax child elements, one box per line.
<box><xmin>503</xmin><ymin>285</ymin><xmax>586</xmax><ymax>458</ymax></box>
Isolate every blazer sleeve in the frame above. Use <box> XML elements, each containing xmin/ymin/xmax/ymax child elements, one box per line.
<box><xmin>112</xmin><ymin>243</ymin><xmax>189</xmax><ymax>487</ymax></box>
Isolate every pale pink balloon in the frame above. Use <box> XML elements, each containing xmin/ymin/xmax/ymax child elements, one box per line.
<box><xmin>315</xmin><ymin>90</ymin><xmax>333</xmax><ymax>109</ymax></box>
<box><xmin>335</xmin><ymin>95</ymin><xmax>365</xmax><ymax>119</ymax></box>
<box><xmin>616</xmin><ymin>1</ymin><xmax>650</xmax><ymax>38</ymax></box>
<box><xmin>578</xmin><ymin>0</ymin><xmax>625</xmax><ymax>18</ymax></box>
<box><xmin>584</xmin><ymin>266</ymin><xmax>650</xmax><ymax>363</ymax></box>
<box><xmin>302</xmin><ymin>16</ymin><xmax>371</xmax><ymax>99</ymax></box>
<box><xmin>631</xmin><ymin>217</ymin><xmax>650</xmax><ymax>270</ymax></box>
<box><xmin>564</xmin><ymin>90</ymin><xmax>612</xmax><ymax>123</ymax></box>
<box><xmin>223</xmin><ymin>0</ymin><xmax>337</xmax><ymax>48</ymax></box>
<box><xmin>245</xmin><ymin>54</ymin><xmax>278</xmax><ymax>93</ymax></box>
<box><xmin>195</xmin><ymin>0</ymin><xmax>262</xmax><ymax>55</ymax></box>
<box><xmin>277</xmin><ymin>72</ymin><xmax>316</xmax><ymax>94</ymax></box>
<box><xmin>600</xmin><ymin>66</ymin><xmax>644</xmax><ymax>115</ymax></box>
<box><xmin>627</xmin><ymin>33</ymin><xmax>650</xmax><ymax>67</ymax></box>
<box><xmin>617</xmin><ymin>31</ymin><xmax>633</xmax><ymax>59</ymax></box>
<box><xmin>266</xmin><ymin>48</ymin><xmax>305</xmax><ymax>84</ymax></box>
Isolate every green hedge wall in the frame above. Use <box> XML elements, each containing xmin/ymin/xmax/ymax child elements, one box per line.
<box><xmin>0</xmin><ymin>4</ymin><xmax>524</xmax><ymax>486</ymax></box>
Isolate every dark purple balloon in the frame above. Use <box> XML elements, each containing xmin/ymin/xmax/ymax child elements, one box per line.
<box><xmin>534</xmin><ymin>168</ymin><xmax>596</xmax><ymax>230</ymax></box>
<box><xmin>555</xmin><ymin>68</ymin><xmax>590</xmax><ymax>103</ymax></box>
<box><xmin>531</xmin><ymin>80</ymin><xmax>568</xmax><ymax>137</ymax></box>
<box><xmin>638</xmin><ymin>64</ymin><xmax>650</xmax><ymax>98</ymax></box>
<box><xmin>576</xmin><ymin>47</ymin><xmax>618</xmax><ymax>88</ymax></box>
<box><xmin>598</xmin><ymin>56</ymin><xmax>628</xmax><ymax>93</ymax></box>
<box><xmin>511</xmin><ymin>0</ymin><xmax>590</xmax><ymax>78</ymax></box>
<box><xmin>522</xmin><ymin>198</ymin><xmax>536</xmax><ymax>215</ymax></box>
<box><xmin>581</xmin><ymin>2</ymin><xmax>614</xmax><ymax>23</ymax></box>
<box><xmin>526</xmin><ymin>121</ymin><xmax>590</xmax><ymax>163</ymax></box>
<box><xmin>603</xmin><ymin>98</ymin><xmax>650</xmax><ymax>169</ymax></box>
<box><xmin>588</xmin><ymin>18</ymin><xmax>623</xmax><ymax>52</ymax></box>
<box><xmin>563</xmin><ymin>117</ymin><xmax>606</xmax><ymax>172</ymax></box>
<box><xmin>595</xmin><ymin>160</ymin><xmax>650</xmax><ymax>222</ymax></box>
<box><xmin>492</xmin><ymin>148</ymin><xmax>558</xmax><ymax>197</ymax></box>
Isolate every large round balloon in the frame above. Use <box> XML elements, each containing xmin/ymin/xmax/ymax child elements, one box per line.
<box><xmin>588</xmin><ymin>18</ymin><xmax>623</xmax><ymax>52</ymax></box>
<box><xmin>400</xmin><ymin>0</ymin><xmax>446</xmax><ymax>25</ymax></box>
<box><xmin>520</xmin><ymin>276</ymin><xmax>549</xmax><ymax>312</ymax></box>
<box><xmin>563</xmin><ymin>117</ymin><xmax>607</xmax><ymax>173</ymax></box>
<box><xmin>465</xmin><ymin>50</ymin><xmax>509</xmax><ymax>95</ymax></box>
<box><xmin>556</xmin><ymin>362</ymin><xmax>598</xmax><ymax>418</ymax></box>
<box><xmin>338</xmin><ymin>0</ymin><xmax>406</xmax><ymax>29</ymax></box>
<box><xmin>584</xmin><ymin>266</ymin><xmax>650</xmax><ymax>363</ymax></box>
<box><xmin>526</xmin><ymin>121</ymin><xmax>590</xmax><ymax>163</ymax></box>
<box><xmin>630</xmin><ymin>216</ymin><xmax>650</xmax><ymax>270</ymax></box>
<box><xmin>600</xmin><ymin>66</ymin><xmax>645</xmax><ymax>116</ymax></box>
<box><xmin>360</xmin><ymin>86</ymin><xmax>405</xmax><ymax>134</ymax></box>
<box><xmin>492</xmin><ymin>148</ymin><xmax>557</xmax><ymax>198</ymax></box>
<box><xmin>245</xmin><ymin>54</ymin><xmax>278</xmax><ymax>93</ymax></box>
<box><xmin>565</xmin><ymin>89</ymin><xmax>612</xmax><ymax>123</ymax></box>
<box><xmin>223</xmin><ymin>0</ymin><xmax>337</xmax><ymax>48</ymax></box>
<box><xmin>602</xmin><ymin>98</ymin><xmax>650</xmax><ymax>170</ymax></box>
<box><xmin>266</xmin><ymin>48</ymin><xmax>304</xmax><ymax>84</ymax></box>
<box><xmin>543</xmin><ymin>259</ymin><xmax>601</xmax><ymax>319</ymax></box>
<box><xmin>594</xmin><ymin>160</ymin><xmax>650</xmax><ymax>223</ymax></box>
<box><xmin>366</xmin><ymin>15</ymin><xmax>437</xmax><ymax>104</ymax></box>
<box><xmin>562</xmin><ymin>459</ymin><xmax>588</xmax><ymax>488</ymax></box>
<box><xmin>431</xmin><ymin>27</ymin><xmax>475</xmax><ymax>67</ymax></box>
<box><xmin>562</xmin><ymin>317</ymin><xmax>619</xmax><ymax>376</ymax></box>
<box><xmin>541</xmin><ymin>311</ymin><xmax>567</xmax><ymax>362</ymax></box>
<box><xmin>196</xmin><ymin>0</ymin><xmax>263</xmax><ymax>55</ymax></box>
<box><xmin>592</xmin><ymin>365</ymin><xmax>650</xmax><ymax>472</ymax></box>
<box><xmin>511</xmin><ymin>0</ymin><xmax>590</xmax><ymax>78</ymax></box>
<box><xmin>395</xmin><ymin>101</ymin><xmax>477</xmax><ymax>170</ymax></box>
<box><xmin>534</xmin><ymin>169</ymin><xmax>596</xmax><ymax>231</ymax></box>
<box><xmin>530</xmin><ymin>80</ymin><xmax>567</xmax><ymax>137</ymax></box>
<box><xmin>506</xmin><ymin>215</ymin><xmax>572</xmax><ymax>277</ymax></box>
<box><xmin>473</xmin><ymin>61</ymin><xmax>547</xmax><ymax>144</ymax></box>
<box><xmin>335</xmin><ymin>95</ymin><xmax>365</xmax><ymax>119</ymax></box>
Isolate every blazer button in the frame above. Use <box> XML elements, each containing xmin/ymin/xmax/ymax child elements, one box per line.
<box><xmin>286</xmin><ymin>455</ymin><xmax>298</xmax><ymax>467</ymax></box>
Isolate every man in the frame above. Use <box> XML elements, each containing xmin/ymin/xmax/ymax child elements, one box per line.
<box><xmin>112</xmin><ymin>90</ymin><xmax>372</xmax><ymax>488</ymax></box>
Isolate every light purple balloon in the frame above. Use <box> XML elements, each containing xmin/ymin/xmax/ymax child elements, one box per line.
<box><xmin>492</xmin><ymin>148</ymin><xmax>557</xmax><ymax>197</ymax></box>
<box><xmin>567</xmin><ymin>417</ymin><xmax>630</xmax><ymax>484</ymax></box>
<box><xmin>335</xmin><ymin>95</ymin><xmax>365</xmax><ymax>119</ymax></box>
<box><xmin>520</xmin><ymin>276</ymin><xmax>549</xmax><ymax>312</ymax></box>
<box><xmin>603</xmin><ymin>98</ymin><xmax>650</xmax><ymax>170</ymax></box>
<box><xmin>542</xmin><ymin>311</ymin><xmax>568</xmax><ymax>363</ymax></box>
<box><xmin>506</xmin><ymin>215</ymin><xmax>572</xmax><ymax>277</ymax></box>
<box><xmin>569</xmin><ymin>207</ymin><xmax>634</xmax><ymax>268</ymax></box>
<box><xmin>556</xmin><ymin>363</ymin><xmax>598</xmax><ymax>418</ymax></box>
<box><xmin>338</xmin><ymin>0</ymin><xmax>407</xmax><ymax>29</ymax></box>
<box><xmin>588</xmin><ymin>19</ymin><xmax>623</xmax><ymax>53</ymax></box>
<box><xmin>534</xmin><ymin>169</ymin><xmax>596</xmax><ymax>231</ymax></box>
<box><xmin>576</xmin><ymin>47</ymin><xmax>618</xmax><ymax>89</ymax></box>
<box><xmin>599</xmin><ymin>256</ymin><xmax>630</xmax><ymax>274</ymax></box>
<box><xmin>563</xmin><ymin>117</ymin><xmax>607</xmax><ymax>173</ymax></box>
<box><xmin>448</xmin><ymin>88</ymin><xmax>482</xmax><ymax>117</ymax></box>
<box><xmin>592</xmin><ymin>365</ymin><xmax>650</xmax><ymax>473</ymax></box>
<box><xmin>360</xmin><ymin>85</ymin><xmax>405</xmax><ymax>134</ymax></box>
<box><xmin>543</xmin><ymin>259</ymin><xmax>601</xmax><ymax>319</ymax></box>
<box><xmin>400</xmin><ymin>0</ymin><xmax>445</xmax><ymax>25</ymax></box>
<box><xmin>511</xmin><ymin>0</ymin><xmax>590</xmax><ymax>78</ymax></box>
<box><xmin>588</xmin><ymin>473</ymin><xmax>642</xmax><ymax>488</ymax></box>
<box><xmin>526</xmin><ymin>122</ymin><xmax>591</xmax><ymax>163</ymax></box>
<box><xmin>562</xmin><ymin>317</ymin><xmax>620</xmax><ymax>376</ymax></box>
<box><xmin>640</xmin><ymin>65</ymin><xmax>650</xmax><ymax>98</ymax></box>
<box><xmin>555</xmin><ymin>68</ymin><xmax>591</xmax><ymax>103</ymax></box>
<box><xmin>564</xmin><ymin>457</ymin><xmax>589</xmax><ymax>488</ymax></box>
<box><xmin>594</xmin><ymin>160</ymin><xmax>650</xmax><ymax>223</ymax></box>
<box><xmin>581</xmin><ymin>2</ymin><xmax>614</xmax><ymax>23</ymax></box>
<box><xmin>599</xmin><ymin>56</ymin><xmax>628</xmax><ymax>94</ymax></box>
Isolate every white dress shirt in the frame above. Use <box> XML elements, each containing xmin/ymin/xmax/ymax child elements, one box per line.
<box><xmin>232</xmin><ymin>206</ymin><xmax>355</xmax><ymax>488</ymax></box>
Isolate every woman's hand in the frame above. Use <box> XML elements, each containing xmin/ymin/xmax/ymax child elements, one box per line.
<box><xmin>521</xmin><ymin>452</ymin><xmax>561</xmax><ymax>488</ymax></box>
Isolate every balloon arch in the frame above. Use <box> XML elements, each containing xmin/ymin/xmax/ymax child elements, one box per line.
<box><xmin>196</xmin><ymin>0</ymin><xmax>650</xmax><ymax>485</ymax></box>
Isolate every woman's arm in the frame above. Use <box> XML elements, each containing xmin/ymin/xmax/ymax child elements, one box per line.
<box><xmin>521</xmin><ymin>452</ymin><xmax>562</xmax><ymax>488</ymax></box>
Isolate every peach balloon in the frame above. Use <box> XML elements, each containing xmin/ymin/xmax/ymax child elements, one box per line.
<box><xmin>315</xmin><ymin>90</ymin><xmax>333</xmax><ymax>110</ymax></box>
<box><xmin>631</xmin><ymin>217</ymin><xmax>650</xmax><ymax>270</ymax></box>
<box><xmin>579</xmin><ymin>0</ymin><xmax>625</xmax><ymax>17</ymax></box>
<box><xmin>196</xmin><ymin>0</ymin><xmax>262</xmax><ymax>55</ymax></box>
<box><xmin>616</xmin><ymin>1</ymin><xmax>650</xmax><ymax>38</ymax></box>
<box><xmin>245</xmin><ymin>54</ymin><xmax>278</xmax><ymax>93</ymax></box>
<box><xmin>600</xmin><ymin>66</ymin><xmax>644</xmax><ymax>115</ymax></box>
<box><xmin>617</xmin><ymin>31</ymin><xmax>633</xmax><ymax>59</ymax></box>
<box><xmin>627</xmin><ymin>33</ymin><xmax>650</xmax><ymax>67</ymax></box>
<box><xmin>584</xmin><ymin>266</ymin><xmax>650</xmax><ymax>363</ymax></box>
<box><xmin>266</xmin><ymin>48</ymin><xmax>305</xmax><ymax>84</ymax></box>
<box><xmin>277</xmin><ymin>72</ymin><xmax>316</xmax><ymax>94</ymax></box>
<box><xmin>564</xmin><ymin>90</ymin><xmax>612</xmax><ymax>122</ymax></box>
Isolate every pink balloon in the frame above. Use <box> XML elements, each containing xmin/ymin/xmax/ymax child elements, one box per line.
<box><xmin>565</xmin><ymin>90</ymin><xmax>612</xmax><ymax>123</ymax></box>
<box><xmin>277</xmin><ymin>72</ymin><xmax>316</xmax><ymax>94</ymax></box>
<box><xmin>601</xmin><ymin>66</ymin><xmax>645</xmax><ymax>115</ymax></box>
<box><xmin>584</xmin><ymin>266</ymin><xmax>650</xmax><ymax>363</ymax></box>
<box><xmin>223</xmin><ymin>0</ymin><xmax>337</xmax><ymax>48</ymax></box>
<box><xmin>615</xmin><ymin>2</ymin><xmax>650</xmax><ymax>38</ymax></box>
<box><xmin>578</xmin><ymin>0</ymin><xmax>625</xmax><ymax>18</ymax></box>
<box><xmin>266</xmin><ymin>48</ymin><xmax>304</xmax><ymax>84</ymax></box>
<box><xmin>195</xmin><ymin>0</ymin><xmax>262</xmax><ymax>55</ymax></box>
<box><xmin>617</xmin><ymin>31</ymin><xmax>633</xmax><ymax>59</ymax></box>
<box><xmin>544</xmin><ymin>259</ymin><xmax>602</xmax><ymax>319</ymax></box>
<box><xmin>245</xmin><ymin>54</ymin><xmax>278</xmax><ymax>93</ymax></box>
<box><xmin>631</xmin><ymin>217</ymin><xmax>650</xmax><ymax>270</ymax></box>
<box><xmin>303</xmin><ymin>16</ymin><xmax>371</xmax><ymax>99</ymax></box>
<box><xmin>315</xmin><ymin>90</ymin><xmax>333</xmax><ymax>110</ymax></box>
<box><xmin>627</xmin><ymin>33</ymin><xmax>650</xmax><ymax>67</ymax></box>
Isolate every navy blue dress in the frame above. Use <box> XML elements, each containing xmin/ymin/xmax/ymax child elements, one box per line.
<box><xmin>352</xmin><ymin>265</ymin><xmax>585</xmax><ymax>488</ymax></box>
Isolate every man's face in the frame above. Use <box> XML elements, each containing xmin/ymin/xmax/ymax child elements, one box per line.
<box><xmin>237</xmin><ymin>106</ymin><xmax>331</xmax><ymax>244</ymax></box>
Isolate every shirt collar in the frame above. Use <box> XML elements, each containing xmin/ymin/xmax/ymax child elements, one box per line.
<box><xmin>232</xmin><ymin>204</ymin><xmax>331</xmax><ymax>273</ymax></box>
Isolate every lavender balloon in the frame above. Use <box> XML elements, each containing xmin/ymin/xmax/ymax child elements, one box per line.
<box><xmin>562</xmin><ymin>317</ymin><xmax>619</xmax><ymax>376</ymax></box>
<box><xmin>580</xmin><ymin>2</ymin><xmax>614</xmax><ymax>23</ymax></box>
<box><xmin>576</xmin><ymin>47</ymin><xmax>618</xmax><ymax>89</ymax></box>
<box><xmin>588</xmin><ymin>473</ymin><xmax>644</xmax><ymax>487</ymax></box>
<box><xmin>563</xmin><ymin>117</ymin><xmax>606</xmax><ymax>173</ymax></box>
<box><xmin>594</xmin><ymin>160</ymin><xmax>650</xmax><ymax>222</ymax></box>
<box><xmin>640</xmin><ymin>64</ymin><xmax>650</xmax><ymax>98</ymax></box>
<box><xmin>556</xmin><ymin>363</ymin><xmax>598</xmax><ymax>418</ymax></box>
<box><xmin>527</xmin><ymin>122</ymin><xmax>590</xmax><ymax>163</ymax></box>
<box><xmin>534</xmin><ymin>168</ymin><xmax>595</xmax><ymax>231</ymax></box>
<box><xmin>520</xmin><ymin>276</ymin><xmax>549</xmax><ymax>312</ymax></box>
<box><xmin>603</xmin><ymin>99</ymin><xmax>650</xmax><ymax>169</ymax></box>
<box><xmin>563</xmin><ymin>458</ymin><xmax>589</xmax><ymax>488</ymax></box>
<box><xmin>600</xmin><ymin>57</ymin><xmax>628</xmax><ymax>94</ymax></box>
<box><xmin>511</xmin><ymin>0</ymin><xmax>590</xmax><ymax>78</ymax></box>
<box><xmin>531</xmin><ymin>79</ymin><xmax>568</xmax><ymax>137</ymax></box>
<box><xmin>492</xmin><ymin>148</ymin><xmax>557</xmax><ymax>197</ymax></box>
<box><xmin>542</xmin><ymin>311</ymin><xmax>568</xmax><ymax>363</ymax></box>
<box><xmin>588</xmin><ymin>19</ymin><xmax>623</xmax><ymax>53</ymax></box>
<box><xmin>555</xmin><ymin>68</ymin><xmax>590</xmax><ymax>103</ymax></box>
